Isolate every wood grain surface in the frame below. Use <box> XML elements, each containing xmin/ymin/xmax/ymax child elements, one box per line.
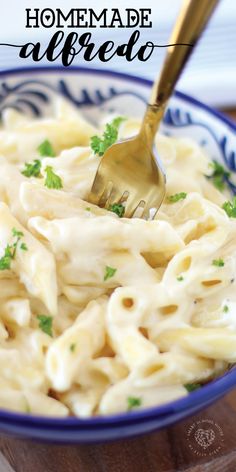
<box><xmin>0</xmin><ymin>109</ymin><xmax>235</xmax><ymax>472</ymax></box>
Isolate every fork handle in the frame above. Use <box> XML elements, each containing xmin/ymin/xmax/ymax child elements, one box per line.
<box><xmin>140</xmin><ymin>0</ymin><xmax>220</xmax><ymax>142</ymax></box>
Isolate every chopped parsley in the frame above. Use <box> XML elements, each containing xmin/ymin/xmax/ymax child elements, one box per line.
<box><xmin>20</xmin><ymin>242</ymin><xmax>28</xmax><ymax>251</ymax></box>
<box><xmin>38</xmin><ymin>139</ymin><xmax>55</xmax><ymax>157</ymax></box>
<box><xmin>127</xmin><ymin>396</ymin><xmax>142</xmax><ymax>410</ymax></box>
<box><xmin>212</xmin><ymin>258</ymin><xmax>224</xmax><ymax>267</ymax></box>
<box><xmin>168</xmin><ymin>192</ymin><xmax>187</xmax><ymax>203</ymax></box>
<box><xmin>223</xmin><ymin>305</ymin><xmax>229</xmax><ymax>313</ymax></box>
<box><xmin>37</xmin><ymin>315</ymin><xmax>53</xmax><ymax>337</ymax></box>
<box><xmin>11</xmin><ymin>228</ymin><xmax>27</xmax><ymax>258</ymax></box>
<box><xmin>0</xmin><ymin>245</ymin><xmax>12</xmax><ymax>270</ymax></box>
<box><xmin>222</xmin><ymin>197</ymin><xmax>236</xmax><ymax>218</ymax></box>
<box><xmin>22</xmin><ymin>159</ymin><xmax>42</xmax><ymax>178</ymax></box>
<box><xmin>86</xmin><ymin>207</ymin><xmax>91</xmax><ymax>211</ymax></box>
<box><xmin>177</xmin><ymin>275</ymin><xmax>184</xmax><ymax>282</ymax></box>
<box><xmin>44</xmin><ymin>166</ymin><xmax>63</xmax><ymax>189</ymax></box>
<box><xmin>0</xmin><ymin>228</ymin><xmax>28</xmax><ymax>271</ymax></box>
<box><xmin>109</xmin><ymin>203</ymin><xmax>125</xmax><ymax>218</ymax></box>
<box><xmin>184</xmin><ymin>383</ymin><xmax>201</xmax><ymax>392</ymax></box>
<box><xmin>22</xmin><ymin>140</ymin><xmax>55</xmax><ymax>178</ymax></box>
<box><xmin>209</xmin><ymin>160</ymin><xmax>230</xmax><ymax>191</ymax></box>
<box><xmin>104</xmin><ymin>265</ymin><xmax>117</xmax><ymax>281</ymax></box>
<box><xmin>12</xmin><ymin>228</ymin><xmax>24</xmax><ymax>238</ymax></box>
<box><xmin>70</xmin><ymin>343</ymin><xmax>76</xmax><ymax>353</ymax></box>
<box><xmin>91</xmin><ymin>116</ymin><xmax>126</xmax><ymax>156</ymax></box>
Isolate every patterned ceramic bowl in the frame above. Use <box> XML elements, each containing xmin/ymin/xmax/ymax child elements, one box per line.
<box><xmin>0</xmin><ymin>67</ymin><xmax>235</xmax><ymax>443</ymax></box>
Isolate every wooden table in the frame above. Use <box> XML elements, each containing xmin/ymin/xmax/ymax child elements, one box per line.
<box><xmin>0</xmin><ymin>109</ymin><xmax>236</xmax><ymax>472</ymax></box>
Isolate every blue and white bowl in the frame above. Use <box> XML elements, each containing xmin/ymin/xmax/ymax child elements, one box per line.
<box><xmin>0</xmin><ymin>66</ymin><xmax>235</xmax><ymax>443</ymax></box>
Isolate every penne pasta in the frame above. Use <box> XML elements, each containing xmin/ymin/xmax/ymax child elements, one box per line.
<box><xmin>0</xmin><ymin>103</ymin><xmax>235</xmax><ymax>417</ymax></box>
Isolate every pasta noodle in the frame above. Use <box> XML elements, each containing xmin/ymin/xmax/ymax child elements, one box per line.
<box><xmin>0</xmin><ymin>98</ymin><xmax>235</xmax><ymax>416</ymax></box>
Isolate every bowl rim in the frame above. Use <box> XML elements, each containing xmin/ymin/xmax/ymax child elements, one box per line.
<box><xmin>0</xmin><ymin>65</ymin><xmax>236</xmax><ymax>133</ymax></box>
<box><xmin>0</xmin><ymin>65</ymin><xmax>235</xmax><ymax>428</ymax></box>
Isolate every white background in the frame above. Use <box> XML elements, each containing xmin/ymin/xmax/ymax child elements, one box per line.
<box><xmin>0</xmin><ymin>0</ymin><xmax>236</xmax><ymax>107</ymax></box>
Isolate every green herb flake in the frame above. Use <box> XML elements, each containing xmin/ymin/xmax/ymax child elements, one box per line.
<box><xmin>212</xmin><ymin>258</ymin><xmax>224</xmax><ymax>267</ymax></box>
<box><xmin>37</xmin><ymin>315</ymin><xmax>53</xmax><ymax>337</ymax></box>
<box><xmin>20</xmin><ymin>242</ymin><xmax>28</xmax><ymax>251</ymax></box>
<box><xmin>12</xmin><ymin>228</ymin><xmax>24</xmax><ymax>238</ymax></box>
<box><xmin>209</xmin><ymin>160</ymin><xmax>230</xmax><ymax>191</ymax></box>
<box><xmin>44</xmin><ymin>166</ymin><xmax>63</xmax><ymax>189</ymax></box>
<box><xmin>168</xmin><ymin>192</ymin><xmax>187</xmax><ymax>203</ymax></box>
<box><xmin>0</xmin><ymin>228</ymin><xmax>27</xmax><ymax>271</ymax></box>
<box><xmin>86</xmin><ymin>207</ymin><xmax>91</xmax><ymax>211</ymax></box>
<box><xmin>222</xmin><ymin>197</ymin><xmax>236</xmax><ymax>218</ymax></box>
<box><xmin>91</xmin><ymin>116</ymin><xmax>126</xmax><ymax>156</ymax></box>
<box><xmin>127</xmin><ymin>396</ymin><xmax>142</xmax><ymax>411</ymax></box>
<box><xmin>70</xmin><ymin>343</ymin><xmax>76</xmax><ymax>353</ymax></box>
<box><xmin>38</xmin><ymin>139</ymin><xmax>55</xmax><ymax>157</ymax></box>
<box><xmin>223</xmin><ymin>305</ymin><xmax>229</xmax><ymax>313</ymax></box>
<box><xmin>109</xmin><ymin>203</ymin><xmax>125</xmax><ymax>218</ymax></box>
<box><xmin>177</xmin><ymin>276</ymin><xmax>184</xmax><ymax>282</ymax></box>
<box><xmin>21</xmin><ymin>159</ymin><xmax>42</xmax><ymax>178</ymax></box>
<box><xmin>104</xmin><ymin>265</ymin><xmax>117</xmax><ymax>282</ymax></box>
<box><xmin>0</xmin><ymin>245</ymin><xmax>12</xmax><ymax>270</ymax></box>
<box><xmin>184</xmin><ymin>383</ymin><xmax>201</xmax><ymax>392</ymax></box>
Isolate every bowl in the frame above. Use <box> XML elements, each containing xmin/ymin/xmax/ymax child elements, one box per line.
<box><xmin>0</xmin><ymin>66</ymin><xmax>236</xmax><ymax>443</ymax></box>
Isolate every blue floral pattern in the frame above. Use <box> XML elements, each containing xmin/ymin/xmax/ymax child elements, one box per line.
<box><xmin>0</xmin><ymin>79</ymin><xmax>146</xmax><ymax>116</ymax></box>
<box><xmin>164</xmin><ymin>107</ymin><xmax>236</xmax><ymax>172</ymax></box>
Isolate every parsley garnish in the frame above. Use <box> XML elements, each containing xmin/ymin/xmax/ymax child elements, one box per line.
<box><xmin>22</xmin><ymin>140</ymin><xmax>55</xmax><ymax>178</ymax></box>
<box><xmin>91</xmin><ymin>116</ymin><xmax>126</xmax><ymax>156</ymax></box>
<box><xmin>127</xmin><ymin>396</ymin><xmax>142</xmax><ymax>410</ymax></box>
<box><xmin>37</xmin><ymin>315</ymin><xmax>53</xmax><ymax>337</ymax></box>
<box><xmin>20</xmin><ymin>242</ymin><xmax>28</xmax><ymax>251</ymax></box>
<box><xmin>104</xmin><ymin>266</ymin><xmax>117</xmax><ymax>281</ymax></box>
<box><xmin>86</xmin><ymin>207</ymin><xmax>91</xmax><ymax>211</ymax></box>
<box><xmin>11</xmin><ymin>228</ymin><xmax>27</xmax><ymax>258</ymax></box>
<box><xmin>22</xmin><ymin>159</ymin><xmax>42</xmax><ymax>178</ymax></box>
<box><xmin>0</xmin><ymin>228</ymin><xmax>28</xmax><ymax>271</ymax></box>
<box><xmin>38</xmin><ymin>139</ymin><xmax>55</xmax><ymax>157</ymax></box>
<box><xmin>12</xmin><ymin>228</ymin><xmax>24</xmax><ymax>238</ymax></box>
<box><xmin>212</xmin><ymin>258</ymin><xmax>224</xmax><ymax>267</ymax></box>
<box><xmin>209</xmin><ymin>160</ymin><xmax>230</xmax><ymax>191</ymax></box>
<box><xmin>168</xmin><ymin>192</ymin><xmax>187</xmax><ymax>203</ymax></box>
<box><xmin>177</xmin><ymin>276</ymin><xmax>184</xmax><ymax>281</ymax></box>
<box><xmin>222</xmin><ymin>197</ymin><xmax>236</xmax><ymax>218</ymax></box>
<box><xmin>44</xmin><ymin>166</ymin><xmax>63</xmax><ymax>189</ymax></box>
<box><xmin>223</xmin><ymin>305</ymin><xmax>229</xmax><ymax>313</ymax></box>
<box><xmin>184</xmin><ymin>383</ymin><xmax>201</xmax><ymax>392</ymax></box>
<box><xmin>109</xmin><ymin>203</ymin><xmax>125</xmax><ymax>218</ymax></box>
<box><xmin>70</xmin><ymin>343</ymin><xmax>76</xmax><ymax>353</ymax></box>
<box><xmin>0</xmin><ymin>245</ymin><xmax>12</xmax><ymax>270</ymax></box>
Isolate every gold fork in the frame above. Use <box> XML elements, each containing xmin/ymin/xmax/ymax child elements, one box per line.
<box><xmin>89</xmin><ymin>0</ymin><xmax>220</xmax><ymax>218</ymax></box>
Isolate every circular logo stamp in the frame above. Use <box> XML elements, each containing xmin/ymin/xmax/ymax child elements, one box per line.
<box><xmin>186</xmin><ymin>419</ymin><xmax>224</xmax><ymax>457</ymax></box>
